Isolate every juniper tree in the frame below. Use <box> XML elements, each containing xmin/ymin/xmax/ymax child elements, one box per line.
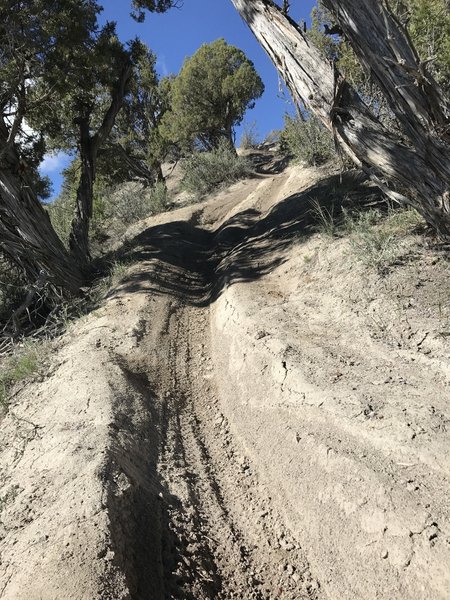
<box><xmin>0</xmin><ymin>0</ymin><xmax>103</xmax><ymax>292</ymax></box>
<box><xmin>159</xmin><ymin>39</ymin><xmax>264</xmax><ymax>152</ymax></box>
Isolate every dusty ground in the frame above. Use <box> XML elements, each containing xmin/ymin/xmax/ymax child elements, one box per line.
<box><xmin>0</xmin><ymin>155</ymin><xmax>449</xmax><ymax>599</ymax></box>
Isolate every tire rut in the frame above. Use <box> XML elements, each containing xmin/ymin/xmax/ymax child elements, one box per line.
<box><xmin>151</xmin><ymin>300</ymin><xmax>320</xmax><ymax>599</ymax></box>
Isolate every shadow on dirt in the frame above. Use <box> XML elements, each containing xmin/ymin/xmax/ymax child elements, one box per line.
<box><xmin>106</xmin><ymin>361</ymin><xmax>222</xmax><ymax>599</ymax></box>
<box><xmin>110</xmin><ymin>171</ymin><xmax>383</xmax><ymax>307</ymax></box>
<box><xmin>246</xmin><ymin>151</ymin><xmax>290</xmax><ymax>175</ymax></box>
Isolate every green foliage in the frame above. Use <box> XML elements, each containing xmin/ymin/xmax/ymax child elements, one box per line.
<box><xmin>309</xmin><ymin>0</ymin><xmax>450</xmax><ymax>112</ymax></box>
<box><xmin>31</xmin><ymin>22</ymin><xmax>132</xmax><ymax>154</ymax></box>
<box><xmin>343</xmin><ymin>207</ymin><xmax>423</xmax><ymax>272</ymax></box>
<box><xmin>160</xmin><ymin>39</ymin><xmax>264</xmax><ymax>152</ymax></box>
<box><xmin>99</xmin><ymin>41</ymin><xmax>172</xmax><ymax>187</ymax></box>
<box><xmin>0</xmin><ymin>0</ymin><xmax>100</xmax><ymax>196</ymax></box>
<box><xmin>181</xmin><ymin>140</ymin><xmax>252</xmax><ymax>200</ymax></box>
<box><xmin>48</xmin><ymin>159</ymin><xmax>110</xmax><ymax>246</ymax></box>
<box><xmin>104</xmin><ymin>181</ymin><xmax>169</xmax><ymax>226</ymax></box>
<box><xmin>0</xmin><ymin>345</ymin><xmax>41</xmax><ymax>408</ymax></box>
<box><xmin>405</xmin><ymin>0</ymin><xmax>450</xmax><ymax>93</ymax></box>
<box><xmin>130</xmin><ymin>0</ymin><xmax>175</xmax><ymax>20</ymax></box>
<box><xmin>309</xmin><ymin>2</ymin><xmax>392</xmax><ymax>122</ymax></box>
<box><xmin>280</xmin><ymin>114</ymin><xmax>335</xmax><ymax>166</ymax></box>
<box><xmin>0</xmin><ymin>0</ymin><xmax>100</xmax><ymax>115</ymax></box>
<box><xmin>0</xmin><ymin>0</ymin><xmax>110</xmax><ymax>154</ymax></box>
<box><xmin>309</xmin><ymin>3</ymin><xmax>340</xmax><ymax>61</ymax></box>
<box><xmin>50</xmin><ymin>163</ymin><xmax>170</xmax><ymax>248</ymax></box>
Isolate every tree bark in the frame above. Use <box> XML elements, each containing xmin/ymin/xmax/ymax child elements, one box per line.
<box><xmin>230</xmin><ymin>0</ymin><xmax>450</xmax><ymax>236</ymax></box>
<box><xmin>321</xmin><ymin>0</ymin><xmax>450</xmax><ymax>145</ymax></box>
<box><xmin>69</xmin><ymin>62</ymin><xmax>133</xmax><ymax>264</ymax></box>
<box><xmin>0</xmin><ymin>131</ymin><xmax>84</xmax><ymax>295</ymax></box>
<box><xmin>69</xmin><ymin>117</ymin><xmax>95</xmax><ymax>265</ymax></box>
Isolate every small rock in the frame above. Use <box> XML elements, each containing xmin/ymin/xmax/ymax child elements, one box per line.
<box><xmin>381</xmin><ymin>550</ymin><xmax>389</xmax><ymax>559</ymax></box>
<box><xmin>285</xmin><ymin>564</ymin><xmax>295</xmax><ymax>576</ymax></box>
<box><xmin>36</xmin><ymin>534</ymin><xmax>49</xmax><ymax>544</ymax></box>
<box><xmin>428</xmin><ymin>524</ymin><xmax>439</xmax><ymax>542</ymax></box>
<box><xmin>280</xmin><ymin>539</ymin><xmax>295</xmax><ymax>551</ymax></box>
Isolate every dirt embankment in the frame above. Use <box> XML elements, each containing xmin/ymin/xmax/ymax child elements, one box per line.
<box><xmin>0</xmin><ymin>158</ymin><xmax>449</xmax><ymax>599</ymax></box>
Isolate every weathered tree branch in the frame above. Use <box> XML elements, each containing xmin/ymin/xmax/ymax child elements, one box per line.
<box><xmin>230</xmin><ymin>0</ymin><xmax>450</xmax><ymax>236</ymax></box>
<box><xmin>321</xmin><ymin>0</ymin><xmax>450</xmax><ymax>144</ymax></box>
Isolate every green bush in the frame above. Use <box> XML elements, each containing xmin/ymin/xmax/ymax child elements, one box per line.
<box><xmin>343</xmin><ymin>207</ymin><xmax>423</xmax><ymax>272</ymax></box>
<box><xmin>49</xmin><ymin>180</ymin><xmax>171</xmax><ymax>252</ymax></box>
<box><xmin>280</xmin><ymin>114</ymin><xmax>335</xmax><ymax>166</ymax></box>
<box><xmin>182</xmin><ymin>140</ymin><xmax>252</xmax><ymax>200</ymax></box>
<box><xmin>47</xmin><ymin>193</ymin><xmax>75</xmax><ymax>246</ymax></box>
<box><xmin>104</xmin><ymin>181</ymin><xmax>169</xmax><ymax>226</ymax></box>
<box><xmin>0</xmin><ymin>344</ymin><xmax>41</xmax><ymax>408</ymax></box>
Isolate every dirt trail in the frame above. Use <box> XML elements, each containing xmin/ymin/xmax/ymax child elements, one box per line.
<box><xmin>1</xmin><ymin>159</ymin><xmax>449</xmax><ymax>599</ymax></box>
<box><xmin>134</xmin><ymin>297</ymin><xmax>319</xmax><ymax>599</ymax></box>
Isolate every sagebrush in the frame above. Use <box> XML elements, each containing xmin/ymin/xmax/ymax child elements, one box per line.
<box><xmin>182</xmin><ymin>140</ymin><xmax>252</xmax><ymax>200</ymax></box>
<box><xmin>0</xmin><ymin>343</ymin><xmax>42</xmax><ymax>408</ymax></box>
<box><xmin>104</xmin><ymin>181</ymin><xmax>169</xmax><ymax>225</ymax></box>
<box><xmin>49</xmin><ymin>181</ymin><xmax>170</xmax><ymax>248</ymax></box>
<box><xmin>280</xmin><ymin>114</ymin><xmax>335</xmax><ymax>166</ymax></box>
<box><xmin>343</xmin><ymin>207</ymin><xmax>423</xmax><ymax>272</ymax></box>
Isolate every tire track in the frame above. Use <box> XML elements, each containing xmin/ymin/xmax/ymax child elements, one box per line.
<box><xmin>150</xmin><ymin>300</ymin><xmax>320</xmax><ymax>599</ymax></box>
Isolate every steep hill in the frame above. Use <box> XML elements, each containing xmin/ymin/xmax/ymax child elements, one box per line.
<box><xmin>0</xmin><ymin>156</ymin><xmax>449</xmax><ymax>600</ymax></box>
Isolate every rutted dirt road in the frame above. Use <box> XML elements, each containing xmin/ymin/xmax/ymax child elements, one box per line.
<box><xmin>1</xmin><ymin>160</ymin><xmax>449</xmax><ymax>599</ymax></box>
<box><xmin>138</xmin><ymin>299</ymin><xmax>319</xmax><ymax>599</ymax></box>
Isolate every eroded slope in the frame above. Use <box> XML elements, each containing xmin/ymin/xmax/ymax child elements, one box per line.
<box><xmin>1</xmin><ymin>160</ymin><xmax>449</xmax><ymax>599</ymax></box>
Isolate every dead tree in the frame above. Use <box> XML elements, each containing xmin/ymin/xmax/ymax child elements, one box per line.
<box><xmin>230</xmin><ymin>0</ymin><xmax>450</xmax><ymax>236</ymax></box>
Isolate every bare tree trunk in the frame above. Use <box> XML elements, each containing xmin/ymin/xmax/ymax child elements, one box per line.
<box><xmin>69</xmin><ymin>117</ymin><xmax>95</xmax><ymax>265</ymax></box>
<box><xmin>0</xmin><ymin>126</ymin><xmax>84</xmax><ymax>295</ymax></box>
<box><xmin>230</xmin><ymin>0</ymin><xmax>450</xmax><ymax>236</ymax></box>
<box><xmin>154</xmin><ymin>162</ymin><xmax>165</xmax><ymax>184</ymax></box>
<box><xmin>69</xmin><ymin>62</ymin><xmax>133</xmax><ymax>264</ymax></box>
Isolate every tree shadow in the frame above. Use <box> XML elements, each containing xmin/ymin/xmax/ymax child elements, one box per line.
<box><xmin>245</xmin><ymin>151</ymin><xmax>290</xmax><ymax>174</ymax></box>
<box><xmin>105</xmin><ymin>364</ymin><xmax>223</xmax><ymax>599</ymax></box>
<box><xmin>109</xmin><ymin>170</ymin><xmax>383</xmax><ymax>306</ymax></box>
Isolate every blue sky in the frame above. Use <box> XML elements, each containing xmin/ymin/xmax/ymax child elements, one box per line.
<box><xmin>40</xmin><ymin>0</ymin><xmax>317</xmax><ymax>198</ymax></box>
